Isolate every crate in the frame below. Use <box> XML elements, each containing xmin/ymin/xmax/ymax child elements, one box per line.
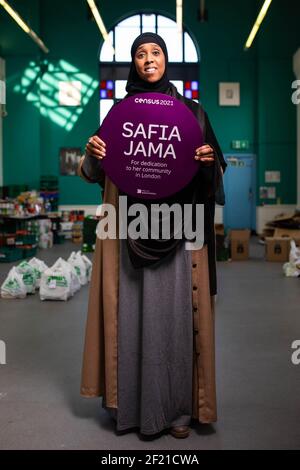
<box><xmin>53</xmin><ymin>232</ymin><xmax>65</xmax><ymax>244</ymax></box>
<box><xmin>0</xmin><ymin>247</ymin><xmax>24</xmax><ymax>263</ymax></box>
<box><xmin>40</xmin><ymin>175</ymin><xmax>58</xmax><ymax>191</ymax></box>
<box><xmin>216</xmin><ymin>233</ymin><xmax>229</xmax><ymax>261</ymax></box>
<box><xmin>49</xmin><ymin>216</ymin><xmax>61</xmax><ymax>233</ymax></box>
<box><xmin>216</xmin><ymin>246</ymin><xmax>229</xmax><ymax>261</ymax></box>
<box><xmin>22</xmin><ymin>246</ymin><xmax>38</xmax><ymax>259</ymax></box>
<box><xmin>15</xmin><ymin>234</ymin><xmax>38</xmax><ymax>246</ymax></box>
<box><xmin>40</xmin><ymin>191</ymin><xmax>59</xmax><ymax>212</ymax></box>
<box><xmin>83</xmin><ymin>217</ymin><xmax>98</xmax><ymax>245</ymax></box>
<box><xmin>5</xmin><ymin>184</ymin><xmax>29</xmax><ymax>199</ymax></box>
<box><xmin>82</xmin><ymin>243</ymin><xmax>94</xmax><ymax>253</ymax></box>
<box><xmin>0</xmin><ymin>233</ymin><xmax>16</xmax><ymax>247</ymax></box>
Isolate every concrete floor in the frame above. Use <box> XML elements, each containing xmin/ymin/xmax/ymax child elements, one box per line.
<box><xmin>0</xmin><ymin>240</ymin><xmax>300</xmax><ymax>450</ymax></box>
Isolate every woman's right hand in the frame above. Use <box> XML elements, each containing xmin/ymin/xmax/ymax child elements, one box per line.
<box><xmin>85</xmin><ymin>135</ymin><xmax>106</xmax><ymax>160</ymax></box>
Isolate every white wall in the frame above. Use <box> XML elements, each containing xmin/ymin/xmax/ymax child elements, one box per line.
<box><xmin>256</xmin><ymin>204</ymin><xmax>297</xmax><ymax>235</ymax></box>
<box><xmin>59</xmin><ymin>205</ymin><xmax>99</xmax><ymax>216</ymax></box>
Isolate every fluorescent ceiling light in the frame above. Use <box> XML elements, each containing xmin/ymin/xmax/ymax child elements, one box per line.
<box><xmin>86</xmin><ymin>0</ymin><xmax>114</xmax><ymax>54</ymax></box>
<box><xmin>0</xmin><ymin>0</ymin><xmax>49</xmax><ymax>53</ymax></box>
<box><xmin>176</xmin><ymin>0</ymin><xmax>183</xmax><ymax>34</ymax></box>
<box><xmin>244</xmin><ymin>0</ymin><xmax>272</xmax><ymax>49</ymax></box>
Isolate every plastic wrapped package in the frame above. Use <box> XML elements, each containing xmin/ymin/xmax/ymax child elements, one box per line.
<box><xmin>28</xmin><ymin>258</ymin><xmax>49</xmax><ymax>288</ymax></box>
<box><xmin>16</xmin><ymin>261</ymin><xmax>37</xmax><ymax>294</ymax></box>
<box><xmin>1</xmin><ymin>267</ymin><xmax>27</xmax><ymax>299</ymax></box>
<box><xmin>40</xmin><ymin>266</ymin><xmax>71</xmax><ymax>301</ymax></box>
<box><xmin>39</xmin><ymin>232</ymin><xmax>53</xmax><ymax>249</ymax></box>
<box><xmin>67</xmin><ymin>252</ymin><xmax>87</xmax><ymax>285</ymax></box>
<box><xmin>80</xmin><ymin>252</ymin><xmax>93</xmax><ymax>282</ymax></box>
<box><xmin>51</xmin><ymin>257</ymin><xmax>80</xmax><ymax>295</ymax></box>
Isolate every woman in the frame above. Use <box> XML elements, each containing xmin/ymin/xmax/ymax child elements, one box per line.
<box><xmin>78</xmin><ymin>33</ymin><xmax>226</xmax><ymax>439</ymax></box>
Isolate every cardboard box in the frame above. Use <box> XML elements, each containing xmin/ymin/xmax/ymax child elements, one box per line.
<box><xmin>273</xmin><ymin>228</ymin><xmax>300</xmax><ymax>239</ymax></box>
<box><xmin>265</xmin><ymin>237</ymin><xmax>290</xmax><ymax>262</ymax></box>
<box><xmin>230</xmin><ymin>229</ymin><xmax>251</xmax><ymax>260</ymax></box>
<box><xmin>272</xmin><ymin>212</ymin><xmax>296</xmax><ymax>222</ymax></box>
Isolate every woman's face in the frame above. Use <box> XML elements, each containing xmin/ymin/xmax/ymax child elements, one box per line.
<box><xmin>134</xmin><ymin>43</ymin><xmax>165</xmax><ymax>83</ymax></box>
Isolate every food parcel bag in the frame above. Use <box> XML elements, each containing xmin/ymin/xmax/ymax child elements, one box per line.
<box><xmin>52</xmin><ymin>257</ymin><xmax>80</xmax><ymax>295</ymax></box>
<box><xmin>28</xmin><ymin>258</ymin><xmax>48</xmax><ymax>288</ymax></box>
<box><xmin>80</xmin><ymin>252</ymin><xmax>92</xmax><ymax>282</ymax></box>
<box><xmin>40</xmin><ymin>265</ymin><xmax>71</xmax><ymax>301</ymax></box>
<box><xmin>1</xmin><ymin>267</ymin><xmax>27</xmax><ymax>299</ymax></box>
<box><xmin>16</xmin><ymin>260</ymin><xmax>37</xmax><ymax>294</ymax></box>
<box><xmin>67</xmin><ymin>252</ymin><xmax>87</xmax><ymax>286</ymax></box>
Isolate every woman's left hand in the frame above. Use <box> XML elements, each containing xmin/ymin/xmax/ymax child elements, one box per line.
<box><xmin>194</xmin><ymin>144</ymin><xmax>215</xmax><ymax>165</ymax></box>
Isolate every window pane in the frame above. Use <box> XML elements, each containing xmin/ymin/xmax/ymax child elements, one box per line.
<box><xmin>170</xmin><ymin>80</ymin><xmax>184</xmax><ymax>95</ymax></box>
<box><xmin>115</xmin><ymin>27</ymin><xmax>141</xmax><ymax>61</ymax></box>
<box><xmin>100</xmin><ymin>31</ymin><xmax>114</xmax><ymax>62</ymax></box>
<box><xmin>100</xmin><ymin>99</ymin><xmax>114</xmax><ymax>125</ymax></box>
<box><xmin>157</xmin><ymin>16</ymin><xmax>183</xmax><ymax>62</ymax></box>
<box><xmin>118</xmin><ymin>15</ymin><xmax>140</xmax><ymax>27</ymax></box>
<box><xmin>184</xmin><ymin>33</ymin><xmax>198</xmax><ymax>62</ymax></box>
<box><xmin>115</xmin><ymin>16</ymin><xmax>141</xmax><ymax>61</ymax></box>
<box><xmin>115</xmin><ymin>80</ymin><xmax>128</xmax><ymax>99</ymax></box>
<box><xmin>142</xmin><ymin>14</ymin><xmax>156</xmax><ymax>33</ymax></box>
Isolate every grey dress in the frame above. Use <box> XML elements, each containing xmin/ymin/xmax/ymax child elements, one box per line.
<box><xmin>116</xmin><ymin>238</ymin><xmax>193</xmax><ymax>435</ymax></box>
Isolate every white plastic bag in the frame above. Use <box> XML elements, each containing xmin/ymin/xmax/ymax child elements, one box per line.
<box><xmin>283</xmin><ymin>261</ymin><xmax>300</xmax><ymax>278</ymax></box>
<box><xmin>289</xmin><ymin>240</ymin><xmax>300</xmax><ymax>264</ymax></box>
<box><xmin>16</xmin><ymin>260</ymin><xmax>37</xmax><ymax>294</ymax></box>
<box><xmin>283</xmin><ymin>240</ymin><xmax>300</xmax><ymax>277</ymax></box>
<box><xmin>39</xmin><ymin>232</ymin><xmax>53</xmax><ymax>249</ymax></box>
<box><xmin>52</xmin><ymin>257</ymin><xmax>80</xmax><ymax>295</ymax></box>
<box><xmin>38</xmin><ymin>219</ymin><xmax>52</xmax><ymax>234</ymax></box>
<box><xmin>40</xmin><ymin>266</ymin><xmax>71</xmax><ymax>301</ymax></box>
<box><xmin>1</xmin><ymin>267</ymin><xmax>27</xmax><ymax>299</ymax></box>
<box><xmin>79</xmin><ymin>252</ymin><xmax>92</xmax><ymax>282</ymax></box>
<box><xmin>67</xmin><ymin>252</ymin><xmax>87</xmax><ymax>285</ymax></box>
<box><xmin>28</xmin><ymin>257</ymin><xmax>48</xmax><ymax>288</ymax></box>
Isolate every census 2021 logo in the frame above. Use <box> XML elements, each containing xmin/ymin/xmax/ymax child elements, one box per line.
<box><xmin>0</xmin><ymin>340</ymin><xmax>6</xmax><ymax>365</ymax></box>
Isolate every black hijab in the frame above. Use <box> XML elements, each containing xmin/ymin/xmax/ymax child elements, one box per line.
<box><xmin>125</xmin><ymin>32</ymin><xmax>172</xmax><ymax>95</ymax></box>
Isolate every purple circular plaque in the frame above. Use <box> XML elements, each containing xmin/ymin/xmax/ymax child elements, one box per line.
<box><xmin>99</xmin><ymin>93</ymin><xmax>203</xmax><ymax>199</ymax></box>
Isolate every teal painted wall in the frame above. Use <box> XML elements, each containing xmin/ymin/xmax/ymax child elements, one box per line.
<box><xmin>0</xmin><ymin>0</ymin><xmax>299</xmax><ymax>205</ymax></box>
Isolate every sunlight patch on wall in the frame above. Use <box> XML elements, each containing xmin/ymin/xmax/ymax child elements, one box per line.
<box><xmin>13</xmin><ymin>59</ymin><xmax>98</xmax><ymax>131</ymax></box>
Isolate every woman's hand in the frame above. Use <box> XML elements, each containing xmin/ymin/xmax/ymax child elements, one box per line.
<box><xmin>85</xmin><ymin>135</ymin><xmax>106</xmax><ymax>160</ymax></box>
<box><xmin>194</xmin><ymin>144</ymin><xmax>214</xmax><ymax>165</ymax></box>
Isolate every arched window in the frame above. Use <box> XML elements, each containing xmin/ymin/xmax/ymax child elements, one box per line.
<box><xmin>99</xmin><ymin>13</ymin><xmax>200</xmax><ymax>124</ymax></box>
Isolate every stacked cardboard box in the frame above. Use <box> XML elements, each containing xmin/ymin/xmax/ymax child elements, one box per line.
<box><xmin>263</xmin><ymin>212</ymin><xmax>300</xmax><ymax>262</ymax></box>
<box><xmin>265</xmin><ymin>238</ymin><xmax>291</xmax><ymax>262</ymax></box>
<box><xmin>229</xmin><ymin>229</ymin><xmax>251</xmax><ymax>260</ymax></box>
